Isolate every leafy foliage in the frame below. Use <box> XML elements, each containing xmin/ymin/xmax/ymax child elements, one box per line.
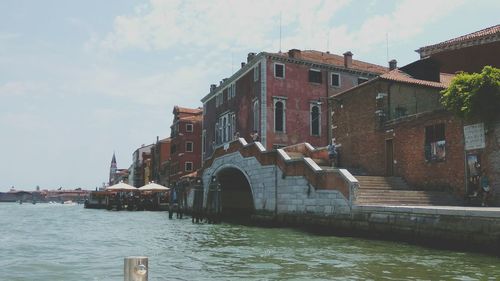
<box><xmin>441</xmin><ymin>66</ymin><xmax>500</xmax><ymax>123</ymax></box>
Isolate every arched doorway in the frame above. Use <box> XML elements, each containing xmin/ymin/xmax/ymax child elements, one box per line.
<box><xmin>216</xmin><ymin>167</ymin><xmax>254</xmax><ymax>219</ymax></box>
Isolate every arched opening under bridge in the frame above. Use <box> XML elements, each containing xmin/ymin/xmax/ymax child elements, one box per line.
<box><xmin>216</xmin><ymin>167</ymin><xmax>255</xmax><ymax>219</ymax></box>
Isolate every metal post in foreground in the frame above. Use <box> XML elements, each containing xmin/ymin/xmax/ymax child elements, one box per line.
<box><xmin>124</xmin><ymin>256</ymin><xmax>148</xmax><ymax>281</ymax></box>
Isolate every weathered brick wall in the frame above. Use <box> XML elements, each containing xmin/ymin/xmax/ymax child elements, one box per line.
<box><xmin>332</xmin><ymin>81</ymin><xmax>388</xmax><ymax>175</ymax></box>
<box><xmin>389</xmin><ymin>84</ymin><xmax>441</xmax><ymax>117</ymax></box>
<box><xmin>485</xmin><ymin>121</ymin><xmax>500</xmax><ymax>205</ymax></box>
<box><xmin>391</xmin><ymin>112</ymin><xmax>465</xmax><ymax>195</ymax></box>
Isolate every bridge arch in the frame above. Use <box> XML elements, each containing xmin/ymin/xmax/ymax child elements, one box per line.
<box><xmin>209</xmin><ymin>163</ymin><xmax>256</xmax><ymax>218</ymax></box>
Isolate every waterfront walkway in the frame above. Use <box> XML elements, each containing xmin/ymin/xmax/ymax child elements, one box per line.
<box><xmin>354</xmin><ymin>204</ymin><xmax>500</xmax><ymax>217</ymax></box>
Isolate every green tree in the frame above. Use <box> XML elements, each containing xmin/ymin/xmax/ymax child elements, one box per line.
<box><xmin>441</xmin><ymin>66</ymin><xmax>500</xmax><ymax>123</ymax></box>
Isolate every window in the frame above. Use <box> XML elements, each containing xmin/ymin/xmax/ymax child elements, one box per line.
<box><xmin>310</xmin><ymin>105</ymin><xmax>320</xmax><ymax>136</ymax></box>
<box><xmin>215</xmin><ymin>93</ymin><xmax>221</xmax><ymax>108</ymax></box>
<box><xmin>358</xmin><ymin>77</ymin><xmax>369</xmax><ymax>85</ymax></box>
<box><xmin>309</xmin><ymin>69</ymin><xmax>322</xmax><ymax>84</ymax></box>
<box><xmin>425</xmin><ymin>123</ymin><xmax>445</xmax><ymax>162</ymax></box>
<box><xmin>216</xmin><ymin>112</ymin><xmax>235</xmax><ymax>144</ymax></box>
<box><xmin>185</xmin><ymin>162</ymin><xmax>193</xmax><ymax>172</ymax></box>
<box><xmin>171</xmin><ymin>144</ymin><xmax>177</xmax><ymax>154</ymax></box>
<box><xmin>274</xmin><ymin>99</ymin><xmax>286</xmax><ymax>133</ymax></box>
<box><xmin>274</xmin><ymin>63</ymin><xmax>285</xmax><ymax>79</ymax></box>
<box><xmin>331</xmin><ymin>73</ymin><xmax>340</xmax><ymax>87</ymax></box>
<box><xmin>228</xmin><ymin>83</ymin><xmax>236</xmax><ymax>99</ymax></box>
<box><xmin>253</xmin><ymin>100</ymin><xmax>259</xmax><ymax>131</ymax></box>
<box><xmin>185</xmin><ymin>141</ymin><xmax>193</xmax><ymax>152</ymax></box>
<box><xmin>186</xmin><ymin>123</ymin><xmax>193</xmax><ymax>132</ymax></box>
<box><xmin>222</xmin><ymin>116</ymin><xmax>227</xmax><ymax>142</ymax></box>
<box><xmin>254</xmin><ymin>66</ymin><xmax>259</xmax><ymax>81</ymax></box>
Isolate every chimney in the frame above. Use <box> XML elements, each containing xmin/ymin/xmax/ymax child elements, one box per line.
<box><xmin>241</xmin><ymin>62</ymin><xmax>246</xmax><ymax>68</ymax></box>
<box><xmin>343</xmin><ymin>51</ymin><xmax>353</xmax><ymax>68</ymax></box>
<box><xmin>389</xmin><ymin>59</ymin><xmax>397</xmax><ymax>70</ymax></box>
<box><xmin>288</xmin><ymin>49</ymin><xmax>301</xmax><ymax>59</ymax></box>
<box><xmin>210</xmin><ymin>84</ymin><xmax>216</xmax><ymax>93</ymax></box>
<box><xmin>247</xmin><ymin>52</ymin><xmax>256</xmax><ymax>63</ymax></box>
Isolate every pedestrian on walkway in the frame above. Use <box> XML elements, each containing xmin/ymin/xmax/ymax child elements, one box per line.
<box><xmin>481</xmin><ymin>169</ymin><xmax>491</xmax><ymax>207</ymax></box>
<box><xmin>328</xmin><ymin>138</ymin><xmax>338</xmax><ymax>167</ymax></box>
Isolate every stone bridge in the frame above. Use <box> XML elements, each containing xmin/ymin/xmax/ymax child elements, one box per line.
<box><xmin>200</xmin><ymin>138</ymin><xmax>358</xmax><ymax>218</ymax></box>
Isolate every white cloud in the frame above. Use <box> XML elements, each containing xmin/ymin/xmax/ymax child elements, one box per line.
<box><xmin>90</xmin><ymin>0</ymin><xmax>351</xmax><ymax>53</ymax></box>
<box><xmin>326</xmin><ymin>0</ymin><xmax>466</xmax><ymax>55</ymax></box>
<box><xmin>89</xmin><ymin>0</ymin><xmax>464</xmax><ymax>61</ymax></box>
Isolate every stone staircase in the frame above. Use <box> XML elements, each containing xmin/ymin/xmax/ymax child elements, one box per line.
<box><xmin>282</xmin><ymin>148</ymin><xmax>460</xmax><ymax>206</ymax></box>
<box><xmin>354</xmin><ymin>176</ymin><xmax>460</xmax><ymax>206</ymax></box>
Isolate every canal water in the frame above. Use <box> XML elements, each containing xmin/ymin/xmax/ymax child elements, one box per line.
<box><xmin>1</xmin><ymin>203</ymin><xmax>499</xmax><ymax>281</ymax></box>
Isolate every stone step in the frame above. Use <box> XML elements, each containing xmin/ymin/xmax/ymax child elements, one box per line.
<box><xmin>357</xmin><ymin>190</ymin><xmax>448</xmax><ymax>195</ymax></box>
<box><xmin>356</xmin><ymin>200</ymin><xmax>459</xmax><ymax>206</ymax></box>
<box><xmin>285</xmin><ymin>152</ymin><xmax>305</xmax><ymax>159</ymax></box>
<box><xmin>356</xmin><ymin>176</ymin><xmax>410</xmax><ymax>190</ymax></box>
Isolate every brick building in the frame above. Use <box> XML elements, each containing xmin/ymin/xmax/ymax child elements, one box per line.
<box><xmin>169</xmin><ymin>106</ymin><xmax>203</xmax><ymax>185</ymax></box>
<box><xmin>200</xmin><ymin>49</ymin><xmax>387</xmax><ymax>161</ymax></box>
<box><xmin>151</xmin><ymin>137</ymin><xmax>171</xmax><ymax>187</ymax></box>
<box><xmin>331</xmin><ymin>24</ymin><xmax>500</xmax><ymax>204</ymax></box>
<box><xmin>331</xmin><ymin>69</ymin><xmax>463</xmax><ymax>192</ymax></box>
<box><xmin>130</xmin><ymin>144</ymin><xmax>154</xmax><ymax>187</ymax></box>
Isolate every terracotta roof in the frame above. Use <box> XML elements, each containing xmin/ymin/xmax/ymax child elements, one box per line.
<box><xmin>174</xmin><ymin>106</ymin><xmax>202</xmax><ymax>115</ymax></box>
<box><xmin>271</xmin><ymin>50</ymin><xmax>388</xmax><ymax>74</ymax></box>
<box><xmin>333</xmin><ymin>69</ymin><xmax>454</xmax><ymax>98</ymax></box>
<box><xmin>417</xmin><ymin>24</ymin><xmax>500</xmax><ymax>56</ymax></box>
<box><xmin>380</xmin><ymin>69</ymin><xmax>453</xmax><ymax>88</ymax></box>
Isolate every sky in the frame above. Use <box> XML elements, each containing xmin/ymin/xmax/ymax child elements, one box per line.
<box><xmin>0</xmin><ymin>0</ymin><xmax>499</xmax><ymax>191</ymax></box>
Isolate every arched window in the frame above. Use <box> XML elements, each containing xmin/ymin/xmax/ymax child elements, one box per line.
<box><xmin>311</xmin><ymin>105</ymin><xmax>320</xmax><ymax>136</ymax></box>
<box><xmin>253</xmin><ymin>100</ymin><xmax>259</xmax><ymax>131</ymax></box>
<box><xmin>275</xmin><ymin>101</ymin><xmax>285</xmax><ymax>132</ymax></box>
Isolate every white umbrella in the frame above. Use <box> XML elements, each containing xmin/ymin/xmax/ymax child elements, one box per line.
<box><xmin>105</xmin><ymin>182</ymin><xmax>137</xmax><ymax>191</ymax></box>
<box><xmin>138</xmin><ymin>183</ymin><xmax>170</xmax><ymax>191</ymax></box>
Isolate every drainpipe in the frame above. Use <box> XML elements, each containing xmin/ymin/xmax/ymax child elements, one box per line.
<box><xmin>326</xmin><ymin>70</ymin><xmax>331</xmax><ymax>143</ymax></box>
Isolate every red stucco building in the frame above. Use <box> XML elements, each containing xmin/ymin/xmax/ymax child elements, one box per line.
<box><xmin>169</xmin><ymin>106</ymin><xmax>203</xmax><ymax>185</ymax></box>
<box><xmin>201</xmin><ymin>49</ymin><xmax>387</xmax><ymax>161</ymax></box>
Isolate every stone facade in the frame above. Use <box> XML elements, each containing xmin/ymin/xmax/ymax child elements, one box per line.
<box><xmin>200</xmin><ymin>139</ymin><xmax>354</xmax><ymax>216</ymax></box>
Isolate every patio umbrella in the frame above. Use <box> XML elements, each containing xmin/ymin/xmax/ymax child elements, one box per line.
<box><xmin>105</xmin><ymin>182</ymin><xmax>137</xmax><ymax>191</ymax></box>
<box><xmin>138</xmin><ymin>183</ymin><xmax>170</xmax><ymax>191</ymax></box>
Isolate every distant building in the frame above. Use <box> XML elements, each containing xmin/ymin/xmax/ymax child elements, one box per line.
<box><xmin>109</xmin><ymin>153</ymin><xmax>117</xmax><ymax>185</ymax></box>
<box><xmin>151</xmin><ymin>137</ymin><xmax>171</xmax><ymax>187</ymax></box>
<box><xmin>201</xmin><ymin>49</ymin><xmax>387</xmax><ymax>161</ymax></box>
<box><xmin>131</xmin><ymin>144</ymin><xmax>154</xmax><ymax>187</ymax></box>
<box><xmin>169</xmin><ymin>106</ymin><xmax>202</xmax><ymax>185</ymax></box>
<box><xmin>108</xmin><ymin>153</ymin><xmax>130</xmax><ymax>185</ymax></box>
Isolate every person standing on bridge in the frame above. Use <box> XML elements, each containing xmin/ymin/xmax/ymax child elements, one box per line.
<box><xmin>328</xmin><ymin>138</ymin><xmax>339</xmax><ymax>168</ymax></box>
